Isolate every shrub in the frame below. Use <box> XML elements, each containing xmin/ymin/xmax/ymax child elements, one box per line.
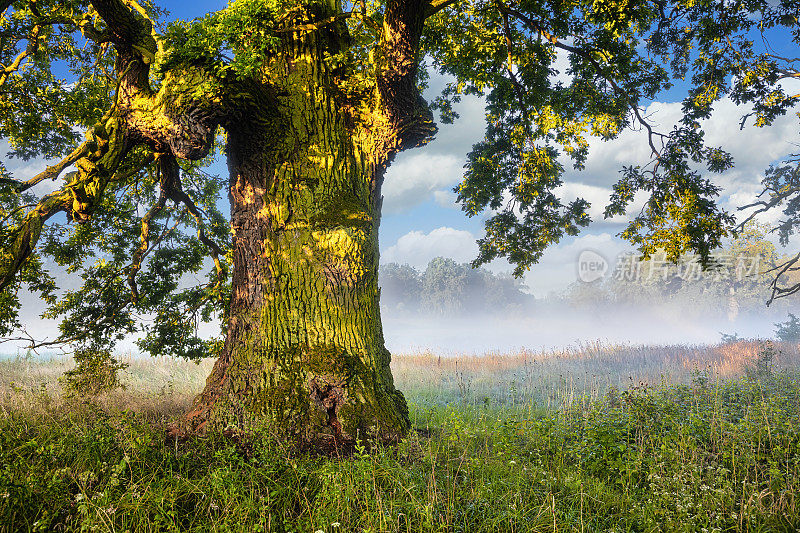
<box><xmin>59</xmin><ymin>348</ymin><xmax>128</xmax><ymax>397</ymax></box>
<box><xmin>745</xmin><ymin>341</ymin><xmax>779</xmax><ymax>380</ymax></box>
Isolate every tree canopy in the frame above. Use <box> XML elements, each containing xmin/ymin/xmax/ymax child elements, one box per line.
<box><xmin>0</xmin><ymin>0</ymin><xmax>798</xmax><ymax>358</ymax></box>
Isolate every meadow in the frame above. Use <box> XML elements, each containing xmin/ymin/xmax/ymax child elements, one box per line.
<box><xmin>1</xmin><ymin>340</ymin><xmax>800</xmax><ymax>532</ymax></box>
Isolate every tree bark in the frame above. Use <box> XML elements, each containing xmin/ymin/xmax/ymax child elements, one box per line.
<box><xmin>183</xmin><ymin>9</ymin><xmax>423</xmax><ymax>447</ymax></box>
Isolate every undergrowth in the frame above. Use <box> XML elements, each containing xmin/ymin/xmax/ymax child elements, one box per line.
<box><xmin>1</xmin><ymin>345</ymin><xmax>799</xmax><ymax>531</ymax></box>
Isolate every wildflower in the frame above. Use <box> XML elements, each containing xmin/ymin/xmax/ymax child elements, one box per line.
<box><xmin>509</xmin><ymin>460</ymin><xmax>517</xmax><ymax>465</ymax></box>
<box><xmin>331</xmin><ymin>523</ymin><xmax>341</xmax><ymax>528</ymax></box>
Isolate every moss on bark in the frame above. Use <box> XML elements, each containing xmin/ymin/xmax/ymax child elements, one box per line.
<box><xmin>185</xmin><ymin>12</ymin><xmax>412</xmax><ymax>447</ymax></box>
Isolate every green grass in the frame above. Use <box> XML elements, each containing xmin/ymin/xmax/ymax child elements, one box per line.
<box><xmin>2</xmin><ymin>342</ymin><xmax>800</xmax><ymax>532</ymax></box>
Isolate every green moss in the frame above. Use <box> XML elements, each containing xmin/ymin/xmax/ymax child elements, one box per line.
<box><xmin>208</xmin><ymin>336</ymin><xmax>408</xmax><ymax>443</ymax></box>
<box><xmin>188</xmin><ymin>28</ymin><xmax>411</xmax><ymax>445</ymax></box>
<box><xmin>308</xmin><ymin>189</ymin><xmax>372</xmax><ymax>230</ymax></box>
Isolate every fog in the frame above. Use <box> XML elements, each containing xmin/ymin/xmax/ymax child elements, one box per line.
<box><xmin>380</xmin><ymin>304</ymin><xmax>783</xmax><ymax>355</ymax></box>
<box><xmin>1</xmin><ymin>257</ymin><xmax>793</xmax><ymax>358</ymax></box>
<box><xmin>4</xmin><ymin>302</ymin><xmax>784</xmax><ymax>359</ymax></box>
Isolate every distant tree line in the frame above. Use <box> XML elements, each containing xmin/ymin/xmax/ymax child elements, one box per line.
<box><xmin>379</xmin><ymin>257</ymin><xmax>534</xmax><ymax>316</ymax></box>
<box><xmin>381</xmin><ymin>223</ymin><xmax>799</xmax><ymax>321</ymax></box>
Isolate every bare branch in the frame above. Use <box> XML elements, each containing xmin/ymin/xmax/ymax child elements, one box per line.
<box><xmin>159</xmin><ymin>154</ymin><xmax>226</xmax><ymax>285</ymax></box>
<box><xmin>767</xmin><ymin>253</ymin><xmax>800</xmax><ymax>305</ymax></box>
<box><xmin>127</xmin><ymin>190</ymin><xmax>167</xmax><ymax>302</ymax></box>
<box><xmin>499</xmin><ymin>4</ymin><xmax>528</xmax><ymax>114</ymax></box>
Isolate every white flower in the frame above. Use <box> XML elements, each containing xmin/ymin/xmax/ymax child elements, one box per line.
<box><xmin>331</xmin><ymin>523</ymin><xmax>341</xmax><ymax>528</ymax></box>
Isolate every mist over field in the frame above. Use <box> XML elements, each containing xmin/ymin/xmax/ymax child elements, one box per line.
<box><xmin>379</xmin><ymin>305</ymin><xmax>782</xmax><ymax>354</ymax></box>
<box><xmin>4</xmin><ymin>296</ymin><xmax>785</xmax><ymax>357</ymax></box>
<box><xmin>4</xmin><ymin>247</ymin><xmax>796</xmax><ymax>357</ymax></box>
<box><xmin>375</xmin><ymin>242</ymin><xmax>798</xmax><ymax>353</ymax></box>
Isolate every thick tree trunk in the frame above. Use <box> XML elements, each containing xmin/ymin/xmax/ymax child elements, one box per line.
<box><xmin>0</xmin><ymin>0</ymin><xmax>431</xmax><ymax>449</ymax></box>
<box><xmin>184</xmin><ymin>22</ymin><xmax>411</xmax><ymax>447</ymax></box>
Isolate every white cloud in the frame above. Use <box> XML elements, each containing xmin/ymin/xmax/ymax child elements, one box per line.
<box><xmin>433</xmin><ymin>189</ymin><xmax>459</xmax><ymax>209</ymax></box>
<box><xmin>1</xmin><ymin>139</ymin><xmax>72</xmax><ymax>196</ymax></box>
<box><xmin>2</xmin><ymin>139</ymin><xmax>45</xmax><ymax>176</ymax></box>
<box><xmin>550</xmin><ymin>45</ymin><xmax>573</xmax><ymax>86</ymax></box>
<box><xmin>423</xmin><ymin>95</ymin><xmax>486</xmax><ymax>157</ymax></box>
<box><xmin>568</xmin><ymin>97</ymin><xmax>800</xmax><ymax>193</ymax></box>
<box><xmin>555</xmin><ymin>182</ymin><xmax>620</xmax><ymax>222</ymax></box>
<box><xmin>381</xmin><ymin>76</ymin><xmax>486</xmax><ymax>214</ymax></box>
<box><xmin>382</xmin><ymin>153</ymin><xmax>463</xmax><ymax>213</ymax></box>
<box><xmin>381</xmin><ymin>227</ymin><xmax>479</xmax><ymax>270</ymax></box>
<box><xmin>522</xmin><ymin>232</ymin><xmax>635</xmax><ymax>297</ymax></box>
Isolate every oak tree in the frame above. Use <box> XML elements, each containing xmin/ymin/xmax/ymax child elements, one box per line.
<box><xmin>0</xmin><ymin>0</ymin><xmax>796</xmax><ymax>446</ymax></box>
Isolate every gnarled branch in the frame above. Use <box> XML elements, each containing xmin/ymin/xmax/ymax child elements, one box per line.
<box><xmin>376</xmin><ymin>0</ymin><xmax>437</xmax><ymax>153</ymax></box>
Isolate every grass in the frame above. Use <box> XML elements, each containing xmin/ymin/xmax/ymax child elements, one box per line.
<box><xmin>1</xmin><ymin>341</ymin><xmax>800</xmax><ymax>532</ymax></box>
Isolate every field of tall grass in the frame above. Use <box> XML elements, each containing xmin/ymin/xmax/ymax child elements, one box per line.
<box><xmin>2</xmin><ymin>340</ymin><xmax>800</xmax><ymax>532</ymax></box>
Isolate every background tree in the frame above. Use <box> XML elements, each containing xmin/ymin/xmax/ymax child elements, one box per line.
<box><xmin>378</xmin><ymin>262</ymin><xmax>423</xmax><ymax>313</ymax></box>
<box><xmin>775</xmin><ymin>313</ymin><xmax>800</xmax><ymax>342</ymax></box>
<box><xmin>379</xmin><ymin>259</ymin><xmax>533</xmax><ymax>315</ymax></box>
<box><xmin>562</xmin><ymin>222</ymin><xmax>784</xmax><ymax>317</ymax></box>
<box><xmin>0</xmin><ymin>0</ymin><xmax>797</xmax><ymax>447</ymax></box>
<box><xmin>421</xmin><ymin>257</ymin><xmax>468</xmax><ymax>316</ymax></box>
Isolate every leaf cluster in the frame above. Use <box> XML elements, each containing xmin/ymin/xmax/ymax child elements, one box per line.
<box><xmin>423</xmin><ymin>0</ymin><xmax>677</xmax><ymax>275</ymax></box>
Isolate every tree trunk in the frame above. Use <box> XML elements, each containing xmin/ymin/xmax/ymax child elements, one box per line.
<box><xmin>184</xmin><ymin>22</ymin><xmax>411</xmax><ymax>447</ymax></box>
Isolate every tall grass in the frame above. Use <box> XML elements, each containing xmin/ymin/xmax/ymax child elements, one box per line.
<box><xmin>394</xmin><ymin>340</ymin><xmax>800</xmax><ymax>410</ymax></box>
<box><xmin>1</xmin><ymin>341</ymin><xmax>799</xmax><ymax>532</ymax></box>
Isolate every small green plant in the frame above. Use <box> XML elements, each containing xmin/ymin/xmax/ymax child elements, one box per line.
<box><xmin>690</xmin><ymin>366</ymin><xmax>710</xmax><ymax>389</ymax></box>
<box><xmin>774</xmin><ymin>313</ymin><xmax>800</xmax><ymax>342</ymax></box>
<box><xmin>59</xmin><ymin>348</ymin><xmax>128</xmax><ymax>397</ymax></box>
<box><xmin>14</xmin><ymin>349</ymin><xmax>34</xmax><ymax>363</ymax></box>
<box><xmin>745</xmin><ymin>341</ymin><xmax>779</xmax><ymax>380</ymax></box>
